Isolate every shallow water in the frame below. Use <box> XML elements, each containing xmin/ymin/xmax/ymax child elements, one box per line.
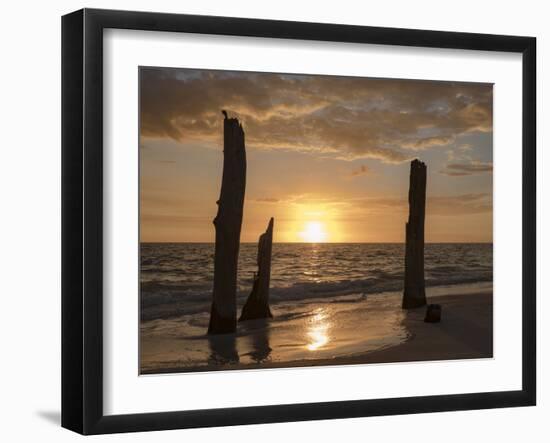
<box><xmin>140</xmin><ymin>282</ymin><xmax>492</xmax><ymax>373</ymax></box>
<box><xmin>140</xmin><ymin>292</ymin><xmax>406</xmax><ymax>372</ymax></box>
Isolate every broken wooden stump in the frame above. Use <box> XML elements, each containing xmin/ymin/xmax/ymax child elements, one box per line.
<box><xmin>239</xmin><ymin>218</ymin><xmax>274</xmax><ymax>322</ymax></box>
<box><xmin>402</xmin><ymin>159</ymin><xmax>427</xmax><ymax>309</ymax></box>
<box><xmin>208</xmin><ymin>115</ymin><xmax>247</xmax><ymax>334</ymax></box>
<box><xmin>424</xmin><ymin>304</ymin><xmax>442</xmax><ymax>323</ymax></box>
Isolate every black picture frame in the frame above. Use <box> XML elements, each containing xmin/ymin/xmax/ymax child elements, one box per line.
<box><xmin>62</xmin><ymin>8</ymin><xmax>536</xmax><ymax>435</ymax></box>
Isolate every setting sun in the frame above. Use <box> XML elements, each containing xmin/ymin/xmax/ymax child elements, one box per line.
<box><xmin>300</xmin><ymin>221</ymin><xmax>328</xmax><ymax>243</ymax></box>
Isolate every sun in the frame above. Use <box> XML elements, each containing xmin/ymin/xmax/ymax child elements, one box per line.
<box><xmin>300</xmin><ymin>221</ymin><xmax>328</xmax><ymax>243</ymax></box>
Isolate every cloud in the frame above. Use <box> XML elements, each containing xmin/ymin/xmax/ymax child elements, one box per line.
<box><xmin>352</xmin><ymin>192</ymin><xmax>491</xmax><ymax>216</ymax></box>
<box><xmin>440</xmin><ymin>161</ymin><xmax>493</xmax><ymax>176</ymax></box>
<box><xmin>140</xmin><ymin>68</ymin><xmax>492</xmax><ymax>164</ymax></box>
<box><xmin>427</xmin><ymin>193</ymin><xmax>492</xmax><ymax>215</ymax></box>
<box><xmin>249</xmin><ymin>192</ymin><xmax>491</xmax><ymax>217</ymax></box>
<box><xmin>254</xmin><ymin>197</ymin><xmax>280</xmax><ymax>203</ymax></box>
<box><xmin>402</xmin><ymin>135</ymin><xmax>455</xmax><ymax>150</ymax></box>
<box><xmin>349</xmin><ymin>165</ymin><xmax>371</xmax><ymax>177</ymax></box>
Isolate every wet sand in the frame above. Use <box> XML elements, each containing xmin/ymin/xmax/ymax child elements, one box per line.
<box><xmin>289</xmin><ymin>292</ymin><xmax>493</xmax><ymax>368</ymax></box>
<box><xmin>141</xmin><ymin>291</ymin><xmax>492</xmax><ymax>374</ymax></box>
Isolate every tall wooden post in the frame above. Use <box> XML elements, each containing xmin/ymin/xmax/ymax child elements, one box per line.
<box><xmin>208</xmin><ymin>116</ymin><xmax>247</xmax><ymax>334</ymax></box>
<box><xmin>402</xmin><ymin>159</ymin><xmax>427</xmax><ymax>309</ymax></box>
<box><xmin>239</xmin><ymin>218</ymin><xmax>274</xmax><ymax>321</ymax></box>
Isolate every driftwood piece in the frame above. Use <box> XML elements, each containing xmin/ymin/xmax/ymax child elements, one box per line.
<box><xmin>402</xmin><ymin>159</ymin><xmax>427</xmax><ymax>309</ymax></box>
<box><xmin>424</xmin><ymin>304</ymin><xmax>442</xmax><ymax>323</ymax></box>
<box><xmin>208</xmin><ymin>116</ymin><xmax>247</xmax><ymax>334</ymax></box>
<box><xmin>239</xmin><ymin>218</ymin><xmax>274</xmax><ymax>321</ymax></box>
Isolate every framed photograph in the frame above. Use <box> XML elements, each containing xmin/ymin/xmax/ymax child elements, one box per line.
<box><xmin>62</xmin><ymin>8</ymin><xmax>536</xmax><ymax>435</ymax></box>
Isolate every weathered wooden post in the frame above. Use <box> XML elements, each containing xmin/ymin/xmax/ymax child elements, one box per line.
<box><xmin>402</xmin><ymin>159</ymin><xmax>427</xmax><ymax>309</ymax></box>
<box><xmin>208</xmin><ymin>115</ymin><xmax>247</xmax><ymax>334</ymax></box>
<box><xmin>239</xmin><ymin>218</ymin><xmax>274</xmax><ymax>321</ymax></box>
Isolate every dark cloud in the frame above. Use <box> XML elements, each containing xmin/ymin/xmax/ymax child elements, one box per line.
<box><xmin>440</xmin><ymin>161</ymin><xmax>493</xmax><ymax>176</ymax></box>
<box><xmin>140</xmin><ymin>68</ymin><xmax>492</xmax><ymax>163</ymax></box>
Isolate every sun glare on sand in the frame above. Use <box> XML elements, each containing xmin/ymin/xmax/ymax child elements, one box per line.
<box><xmin>300</xmin><ymin>221</ymin><xmax>328</xmax><ymax>243</ymax></box>
<box><xmin>306</xmin><ymin>309</ymin><xmax>330</xmax><ymax>351</ymax></box>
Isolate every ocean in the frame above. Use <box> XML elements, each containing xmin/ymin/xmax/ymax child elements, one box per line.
<box><xmin>139</xmin><ymin>243</ymin><xmax>493</xmax><ymax>373</ymax></box>
<box><xmin>140</xmin><ymin>242</ymin><xmax>492</xmax><ymax>321</ymax></box>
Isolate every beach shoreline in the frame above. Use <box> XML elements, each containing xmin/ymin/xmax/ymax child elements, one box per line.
<box><xmin>141</xmin><ymin>291</ymin><xmax>493</xmax><ymax>375</ymax></box>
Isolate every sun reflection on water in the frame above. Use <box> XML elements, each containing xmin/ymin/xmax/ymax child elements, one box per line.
<box><xmin>306</xmin><ymin>308</ymin><xmax>331</xmax><ymax>351</ymax></box>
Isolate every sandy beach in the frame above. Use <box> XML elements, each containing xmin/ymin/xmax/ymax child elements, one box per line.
<box><xmin>297</xmin><ymin>291</ymin><xmax>493</xmax><ymax>369</ymax></box>
<box><xmin>352</xmin><ymin>292</ymin><xmax>493</xmax><ymax>365</ymax></box>
<box><xmin>140</xmin><ymin>287</ymin><xmax>492</xmax><ymax>374</ymax></box>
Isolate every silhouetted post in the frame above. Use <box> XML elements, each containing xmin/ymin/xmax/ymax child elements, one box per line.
<box><xmin>208</xmin><ymin>116</ymin><xmax>247</xmax><ymax>334</ymax></box>
<box><xmin>239</xmin><ymin>218</ymin><xmax>274</xmax><ymax>321</ymax></box>
<box><xmin>402</xmin><ymin>159</ymin><xmax>427</xmax><ymax>309</ymax></box>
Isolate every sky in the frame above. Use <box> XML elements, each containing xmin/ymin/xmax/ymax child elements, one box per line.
<box><xmin>140</xmin><ymin>67</ymin><xmax>493</xmax><ymax>243</ymax></box>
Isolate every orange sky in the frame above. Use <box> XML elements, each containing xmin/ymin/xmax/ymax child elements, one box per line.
<box><xmin>140</xmin><ymin>68</ymin><xmax>493</xmax><ymax>243</ymax></box>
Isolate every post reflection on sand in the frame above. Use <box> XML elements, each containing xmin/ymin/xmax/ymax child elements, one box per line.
<box><xmin>207</xmin><ymin>334</ymin><xmax>240</xmax><ymax>365</ymax></box>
